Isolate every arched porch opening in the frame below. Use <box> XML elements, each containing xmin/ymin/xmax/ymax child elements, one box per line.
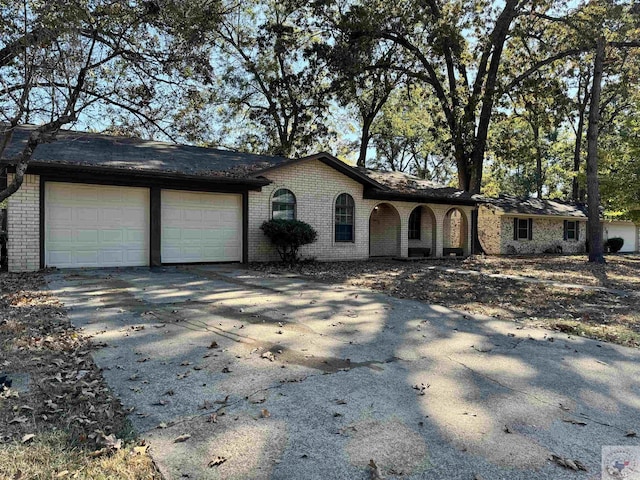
<box><xmin>369</xmin><ymin>203</ymin><xmax>401</xmax><ymax>257</ymax></box>
<box><xmin>443</xmin><ymin>208</ymin><xmax>469</xmax><ymax>255</ymax></box>
<box><xmin>408</xmin><ymin>205</ymin><xmax>436</xmax><ymax>257</ymax></box>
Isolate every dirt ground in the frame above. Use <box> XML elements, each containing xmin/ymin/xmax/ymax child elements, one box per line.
<box><xmin>0</xmin><ymin>272</ymin><xmax>161</xmax><ymax>479</ymax></box>
<box><xmin>253</xmin><ymin>254</ymin><xmax>640</xmax><ymax>348</ymax></box>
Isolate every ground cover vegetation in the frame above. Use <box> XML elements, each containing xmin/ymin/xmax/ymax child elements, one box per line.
<box><xmin>0</xmin><ymin>272</ymin><xmax>161</xmax><ymax>479</ymax></box>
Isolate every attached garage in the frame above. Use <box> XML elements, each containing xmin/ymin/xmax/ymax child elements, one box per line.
<box><xmin>161</xmin><ymin>190</ymin><xmax>242</xmax><ymax>263</ymax></box>
<box><xmin>603</xmin><ymin>221</ymin><xmax>638</xmax><ymax>253</ymax></box>
<box><xmin>45</xmin><ymin>182</ymin><xmax>150</xmax><ymax>268</ymax></box>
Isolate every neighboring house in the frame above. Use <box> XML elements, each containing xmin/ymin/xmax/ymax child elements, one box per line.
<box><xmin>478</xmin><ymin>195</ymin><xmax>588</xmax><ymax>255</ymax></box>
<box><xmin>602</xmin><ymin>220</ymin><xmax>639</xmax><ymax>253</ymax></box>
<box><xmin>1</xmin><ymin>126</ymin><xmax>479</xmax><ymax>272</ymax></box>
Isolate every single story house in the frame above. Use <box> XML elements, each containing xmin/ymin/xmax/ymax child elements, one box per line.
<box><xmin>1</xmin><ymin>126</ymin><xmax>479</xmax><ymax>272</ymax></box>
<box><xmin>478</xmin><ymin>194</ymin><xmax>589</xmax><ymax>255</ymax></box>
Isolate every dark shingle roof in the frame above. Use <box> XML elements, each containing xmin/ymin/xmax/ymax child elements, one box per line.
<box><xmin>485</xmin><ymin>194</ymin><xmax>587</xmax><ymax>218</ymax></box>
<box><xmin>1</xmin><ymin>125</ymin><xmax>288</xmax><ymax>178</ymax></box>
<box><xmin>1</xmin><ymin>126</ymin><xmax>481</xmax><ymax>204</ymax></box>
<box><xmin>362</xmin><ymin>169</ymin><xmax>481</xmax><ymax>204</ymax></box>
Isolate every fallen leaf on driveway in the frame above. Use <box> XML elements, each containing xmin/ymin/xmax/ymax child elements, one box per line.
<box><xmin>368</xmin><ymin>459</ymin><xmax>384</xmax><ymax>479</ymax></box>
<box><xmin>208</xmin><ymin>456</ymin><xmax>227</xmax><ymax>467</ymax></box>
<box><xmin>21</xmin><ymin>434</ymin><xmax>35</xmax><ymax>444</ymax></box>
<box><xmin>260</xmin><ymin>409</ymin><xmax>270</xmax><ymax>418</ymax></box>
<box><xmin>221</xmin><ymin>367</ymin><xmax>231</xmax><ymax>373</ymax></box>
<box><xmin>550</xmin><ymin>454</ymin><xmax>587</xmax><ymax>471</ymax></box>
<box><xmin>157</xmin><ymin>422</ymin><xmax>168</xmax><ymax>429</ymax></box>
<box><xmin>625</xmin><ymin>431</ymin><xmax>637</xmax><ymax>437</ymax></box>
<box><xmin>261</xmin><ymin>351</ymin><xmax>275</xmax><ymax>361</ymax></box>
<box><xmin>173</xmin><ymin>434</ymin><xmax>191</xmax><ymax>443</ymax></box>
<box><xmin>208</xmin><ymin>341</ymin><xmax>219</xmax><ymax>349</ymax></box>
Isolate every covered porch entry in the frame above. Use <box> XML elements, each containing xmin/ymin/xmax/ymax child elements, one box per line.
<box><xmin>369</xmin><ymin>203</ymin><xmax>401</xmax><ymax>257</ymax></box>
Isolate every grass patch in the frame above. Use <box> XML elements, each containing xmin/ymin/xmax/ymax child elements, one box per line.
<box><xmin>0</xmin><ymin>431</ymin><xmax>159</xmax><ymax>480</ymax></box>
<box><xmin>0</xmin><ymin>272</ymin><xmax>162</xmax><ymax>480</ymax></box>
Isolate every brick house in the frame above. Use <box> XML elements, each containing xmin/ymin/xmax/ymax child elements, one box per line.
<box><xmin>1</xmin><ymin>126</ymin><xmax>479</xmax><ymax>272</ymax></box>
<box><xmin>478</xmin><ymin>194</ymin><xmax>590</xmax><ymax>255</ymax></box>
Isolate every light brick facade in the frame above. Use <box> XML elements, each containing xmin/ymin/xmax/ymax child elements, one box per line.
<box><xmin>247</xmin><ymin>159</ymin><xmax>474</xmax><ymax>261</ymax></box>
<box><xmin>478</xmin><ymin>205</ymin><xmax>587</xmax><ymax>255</ymax></box>
<box><xmin>7</xmin><ymin>174</ymin><xmax>40</xmax><ymax>272</ymax></box>
<box><xmin>6</xmin><ymin>160</ymin><xmax>476</xmax><ymax>271</ymax></box>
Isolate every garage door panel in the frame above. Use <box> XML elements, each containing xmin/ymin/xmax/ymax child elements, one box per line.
<box><xmin>76</xmin><ymin>250</ymin><xmax>99</xmax><ymax>265</ymax></box>
<box><xmin>126</xmin><ymin>229</ymin><xmax>146</xmax><ymax>242</ymax></box>
<box><xmin>101</xmin><ymin>230</ymin><xmax>123</xmax><ymax>243</ymax></box>
<box><xmin>49</xmin><ymin>228</ymin><xmax>73</xmax><ymax>243</ymax></box>
<box><xmin>45</xmin><ymin>183</ymin><xmax>149</xmax><ymax>268</ymax></box>
<box><xmin>78</xmin><ymin>230</ymin><xmax>99</xmax><ymax>243</ymax></box>
<box><xmin>183</xmin><ymin>210</ymin><xmax>203</xmax><ymax>222</ymax></box>
<box><xmin>76</xmin><ymin>208</ymin><xmax>99</xmax><ymax>224</ymax></box>
<box><xmin>101</xmin><ymin>250</ymin><xmax>124</xmax><ymax>264</ymax></box>
<box><xmin>161</xmin><ymin>190</ymin><xmax>241</xmax><ymax>263</ymax></box>
<box><xmin>48</xmin><ymin>251</ymin><xmax>72</xmax><ymax>265</ymax></box>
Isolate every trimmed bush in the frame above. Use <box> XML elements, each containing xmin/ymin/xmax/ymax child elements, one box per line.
<box><xmin>605</xmin><ymin>237</ymin><xmax>624</xmax><ymax>253</ymax></box>
<box><xmin>260</xmin><ymin>219</ymin><xmax>318</xmax><ymax>264</ymax></box>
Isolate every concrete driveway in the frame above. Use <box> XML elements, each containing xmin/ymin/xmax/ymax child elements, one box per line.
<box><xmin>47</xmin><ymin>265</ymin><xmax>640</xmax><ymax>480</ymax></box>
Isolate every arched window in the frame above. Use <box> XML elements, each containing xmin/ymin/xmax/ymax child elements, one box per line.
<box><xmin>409</xmin><ymin>207</ymin><xmax>421</xmax><ymax>240</ymax></box>
<box><xmin>272</xmin><ymin>189</ymin><xmax>296</xmax><ymax>220</ymax></box>
<box><xmin>335</xmin><ymin>193</ymin><xmax>355</xmax><ymax>242</ymax></box>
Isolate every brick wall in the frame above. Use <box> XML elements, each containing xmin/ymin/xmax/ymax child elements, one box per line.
<box><xmin>247</xmin><ymin>159</ymin><xmax>475</xmax><ymax>261</ymax></box>
<box><xmin>7</xmin><ymin>174</ymin><xmax>40</xmax><ymax>272</ymax></box>
<box><xmin>501</xmin><ymin>216</ymin><xmax>587</xmax><ymax>254</ymax></box>
<box><xmin>478</xmin><ymin>207</ymin><xmax>502</xmax><ymax>254</ymax></box>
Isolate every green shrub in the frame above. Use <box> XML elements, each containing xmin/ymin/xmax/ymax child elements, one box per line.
<box><xmin>605</xmin><ymin>237</ymin><xmax>624</xmax><ymax>253</ymax></box>
<box><xmin>260</xmin><ymin>219</ymin><xmax>318</xmax><ymax>264</ymax></box>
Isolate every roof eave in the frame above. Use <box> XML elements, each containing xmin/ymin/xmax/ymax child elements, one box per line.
<box><xmin>364</xmin><ymin>188</ymin><xmax>479</xmax><ymax>206</ymax></box>
<box><xmin>6</xmin><ymin>161</ymin><xmax>271</xmax><ymax>190</ymax></box>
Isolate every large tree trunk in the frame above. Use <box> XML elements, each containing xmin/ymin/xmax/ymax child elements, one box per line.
<box><xmin>533</xmin><ymin>124</ymin><xmax>543</xmax><ymax>198</ymax></box>
<box><xmin>357</xmin><ymin>117</ymin><xmax>372</xmax><ymax>168</ymax></box>
<box><xmin>586</xmin><ymin>37</ymin><xmax>605</xmax><ymax>264</ymax></box>
<box><xmin>572</xmin><ymin>92</ymin><xmax>588</xmax><ymax>202</ymax></box>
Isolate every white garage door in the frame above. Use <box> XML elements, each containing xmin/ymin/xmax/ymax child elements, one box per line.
<box><xmin>45</xmin><ymin>183</ymin><xmax>149</xmax><ymax>268</ymax></box>
<box><xmin>604</xmin><ymin>223</ymin><xmax>638</xmax><ymax>253</ymax></box>
<box><xmin>161</xmin><ymin>190</ymin><xmax>242</xmax><ymax>263</ymax></box>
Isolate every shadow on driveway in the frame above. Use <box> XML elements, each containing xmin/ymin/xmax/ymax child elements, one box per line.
<box><xmin>46</xmin><ymin>265</ymin><xmax>640</xmax><ymax>480</ymax></box>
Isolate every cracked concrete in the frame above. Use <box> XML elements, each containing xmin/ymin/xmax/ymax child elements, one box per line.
<box><xmin>47</xmin><ymin>265</ymin><xmax>640</xmax><ymax>480</ymax></box>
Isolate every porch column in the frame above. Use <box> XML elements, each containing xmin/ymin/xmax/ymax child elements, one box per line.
<box><xmin>399</xmin><ymin>206</ymin><xmax>409</xmax><ymax>258</ymax></box>
<box><xmin>464</xmin><ymin>206</ymin><xmax>474</xmax><ymax>256</ymax></box>
<box><xmin>431</xmin><ymin>205</ymin><xmax>447</xmax><ymax>257</ymax></box>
